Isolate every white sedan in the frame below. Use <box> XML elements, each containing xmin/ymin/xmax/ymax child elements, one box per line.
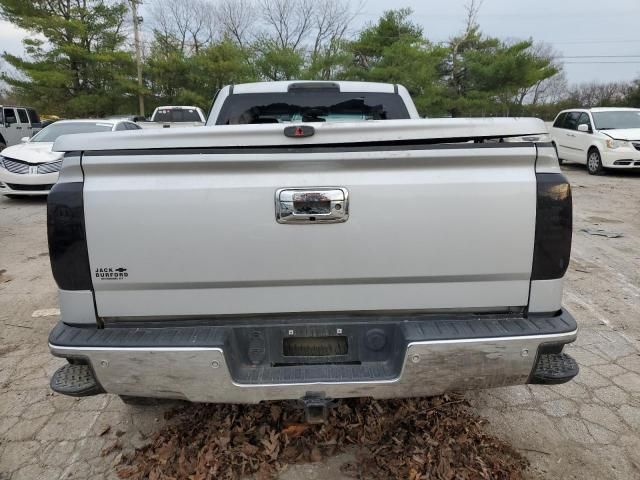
<box><xmin>0</xmin><ymin>119</ymin><xmax>141</xmax><ymax>197</ymax></box>
<box><xmin>549</xmin><ymin>107</ymin><xmax>640</xmax><ymax>175</ymax></box>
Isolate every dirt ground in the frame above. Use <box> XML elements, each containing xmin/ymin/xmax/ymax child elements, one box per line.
<box><xmin>1</xmin><ymin>164</ymin><xmax>639</xmax><ymax>480</ymax></box>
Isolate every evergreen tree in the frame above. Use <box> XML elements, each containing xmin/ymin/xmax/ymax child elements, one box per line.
<box><xmin>0</xmin><ymin>0</ymin><xmax>136</xmax><ymax>116</ymax></box>
<box><xmin>0</xmin><ymin>1</ymin><xmax>581</xmax><ymax>120</ymax></box>
<box><xmin>442</xmin><ymin>2</ymin><xmax>558</xmax><ymax>117</ymax></box>
<box><xmin>145</xmin><ymin>34</ymin><xmax>256</xmax><ymax>111</ymax></box>
<box><xmin>343</xmin><ymin>9</ymin><xmax>448</xmax><ymax>116</ymax></box>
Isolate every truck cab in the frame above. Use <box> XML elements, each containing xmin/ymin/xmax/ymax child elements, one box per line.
<box><xmin>207</xmin><ymin>81</ymin><xmax>420</xmax><ymax>125</ymax></box>
<box><xmin>137</xmin><ymin>105</ymin><xmax>207</xmax><ymax>129</ymax></box>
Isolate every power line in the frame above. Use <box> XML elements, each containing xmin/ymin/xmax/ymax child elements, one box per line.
<box><xmin>426</xmin><ymin>39</ymin><xmax>640</xmax><ymax>46</ymax></box>
<box><xmin>553</xmin><ymin>39</ymin><xmax>640</xmax><ymax>45</ymax></box>
<box><xmin>559</xmin><ymin>55</ymin><xmax>640</xmax><ymax>59</ymax></box>
<box><xmin>563</xmin><ymin>61</ymin><xmax>640</xmax><ymax>64</ymax></box>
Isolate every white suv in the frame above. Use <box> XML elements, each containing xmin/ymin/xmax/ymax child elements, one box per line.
<box><xmin>549</xmin><ymin>107</ymin><xmax>640</xmax><ymax>175</ymax></box>
<box><xmin>1</xmin><ymin>105</ymin><xmax>42</xmax><ymax>151</ymax></box>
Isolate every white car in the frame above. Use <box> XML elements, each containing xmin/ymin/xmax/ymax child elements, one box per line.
<box><xmin>0</xmin><ymin>119</ymin><xmax>141</xmax><ymax>197</ymax></box>
<box><xmin>549</xmin><ymin>107</ymin><xmax>640</xmax><ymax>175</ymax></box>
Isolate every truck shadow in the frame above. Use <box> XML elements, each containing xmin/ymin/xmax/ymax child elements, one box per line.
<box><xmin>1</xmin><ymin>195</ymin><xmax>49</xmax><ymax>205</ymax></box>
<box><xmin>561</xmin><ymin>163</ymin><xmax>640</xmax><ymax>178</ymax></box>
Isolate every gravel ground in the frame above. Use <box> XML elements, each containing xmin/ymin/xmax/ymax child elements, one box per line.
<box><xmin>1</xmin><ymin>164</ymin><xmax>639</xmax><ymax>480</ymax></box>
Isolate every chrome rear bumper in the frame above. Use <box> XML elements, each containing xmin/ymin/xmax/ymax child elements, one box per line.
<box><xmin>49</xmin><ymin>319</ymin><xmax>577</xmax><ymax>403</ymax></box>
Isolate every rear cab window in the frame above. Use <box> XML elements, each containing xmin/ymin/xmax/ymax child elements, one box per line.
<box><xmin>215</xmin><ymin>92</ymin><xmax>411</xmax><ymax>125</ymax></box>
<box><xmin>153</xmin><ymin>109</ymin><xmax>202</xmax><ymax>123</ymax></box>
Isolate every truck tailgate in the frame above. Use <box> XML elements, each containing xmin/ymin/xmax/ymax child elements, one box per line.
<box><xmin>82</xmin><ymin>142</ymin><xmax>537</xmax><ymax>319</ymax></box>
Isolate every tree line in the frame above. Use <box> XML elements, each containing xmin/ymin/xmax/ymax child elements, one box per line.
<box><xmin>1</xmin><ymin>0</ymin><xmax>639</xmax><ymax>119</ymax></box>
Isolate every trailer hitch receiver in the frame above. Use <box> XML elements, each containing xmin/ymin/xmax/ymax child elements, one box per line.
<box><xmin>300</xmin><ymin>393</ymin><xmax>333</xmax><ymax>424</ymax></box>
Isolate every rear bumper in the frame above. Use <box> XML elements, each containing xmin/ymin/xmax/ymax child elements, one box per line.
<box><xmin>49</xmin><ymin>310</ymin><xmax>578</xmax><ymax>403</ymax></box>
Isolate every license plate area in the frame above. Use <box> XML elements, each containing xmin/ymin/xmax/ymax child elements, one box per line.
<box><xmin>226</xmin><ymin>322</ymin><xmax>398</xmax><ymax>374</ymax></box>
<box><xmin>274</xmin><ymin>326</ymin><xmax>362</xmax><ymax>366</ymax></box>
<box><xmin>283</xmin><ymin>336</ymin><xmax>348</xmax><ymax>357</ymax></box>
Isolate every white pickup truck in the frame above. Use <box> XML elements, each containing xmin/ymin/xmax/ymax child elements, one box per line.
<box><xmin>136</xmin><ymin>105</ymin><xmax>207</xmax><ymax>129</ymax></box>
<box><xmin>47</xmin><ymin>81</ymin><xmax>577</xmax><ymax>420</ymax></box>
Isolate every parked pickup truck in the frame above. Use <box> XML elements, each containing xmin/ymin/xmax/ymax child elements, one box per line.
<box><xmin>137</xmin><ymin>105</ymin><xmax>207</xmax><ymax>129</ymax></box>
<box><xmin>47</xmin><ymin>81</ymin><xmax>578</xmax><ymax>420</ymax></box>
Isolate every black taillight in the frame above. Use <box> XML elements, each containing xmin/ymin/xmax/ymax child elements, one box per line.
<box><xmin>532</xmin><ymin>173</ymin><xmax>572</xmax><ymax>280</ymax></box>
<box><xmin>47</xmin><ymin>182</ymin><xmax>92</xmax><ymax>290</ymax></box>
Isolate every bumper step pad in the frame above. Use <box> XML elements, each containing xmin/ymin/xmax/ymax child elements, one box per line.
<box><xmin>50</xmin><ymin>363</ymin><xmax>104</xmax><ymax>397</ymax></box>
<box><xmin>530</xmin><ymin>353</ymin><xmax>579</xmax><ymax>385</ymax></box>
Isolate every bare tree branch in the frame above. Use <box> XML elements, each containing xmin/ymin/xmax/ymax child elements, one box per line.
<box><xmin>214</xmin><ymin>0</ymin><xmax>256</xmax><ymax>47</ymax></box>
<box><xmin>463</xmin><ymin>0</ymin><xmax>483</xmax><ymax>35</ymax></box>
<box><xmin>310</xmin><ymin>0</ymin><xmax>361</xmax><ymax>60</ymax></box>
<box><xmin>149</xmin><ymin>0</ymin><xmax>216</xmax><ymax>54</ymax></box>
<box><xmin>514</xmin><ymin>42</ymin><xmax>566</xmax><ymax>106</ymax></box>
<box><xmin>259</xmin><ymin>0</ymin><xmax>314</xmax><ymax>50</ymax></box>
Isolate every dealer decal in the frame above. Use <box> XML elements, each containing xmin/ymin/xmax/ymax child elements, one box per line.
<box><xmin>95</xmin><ymin>267</ymin><xmax>128</xmax><ymax>280</ymax></box>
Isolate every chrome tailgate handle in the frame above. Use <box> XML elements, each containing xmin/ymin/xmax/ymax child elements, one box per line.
<box><xmin>276</xmin><ymin>188</ymin><xmax>349</xmax><ymax>224</ymax></box>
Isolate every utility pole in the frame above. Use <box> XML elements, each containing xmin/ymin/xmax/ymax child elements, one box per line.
<box><xmin>130</xmin><ymin>0</ymin><xmax>145</xmax><ymax>117</ymax></box>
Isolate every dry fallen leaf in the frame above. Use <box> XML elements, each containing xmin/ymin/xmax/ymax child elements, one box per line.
<box><xmin>282</xmin><ymin>423</ymin><xmax>309</xmax><ymax>438</ymax></box>
<box><xmin>116</xmin><ymin>466</ymin><xmax>138</xmax><ymax>478</ymax></box>
<box><xmin>116</xmin><ymin>395</ymin><xmax>528</xmax><ymax>480</ymax></box>
<box><xmin>101</xmin><ymin>440</ymin><xmax>122</xmax><ymax>457</ymax></box>
<box><xmin>309</xmin><ymin>446</ymin><xmax>322</xmax><ymax>462</ymax></box>
<box><xmin>270</xmin><ymin>404</ymin><xmax>282</xmax><ymax>422</ymax></box>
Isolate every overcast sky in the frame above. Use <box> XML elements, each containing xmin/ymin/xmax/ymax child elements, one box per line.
<box><xmin>1</xmin><ymin>0</ymin><xmax>639</xmax><ymax>84</ymax></box>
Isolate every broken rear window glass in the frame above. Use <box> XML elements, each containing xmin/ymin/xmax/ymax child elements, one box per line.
<box><xmin>216</xmin><ymin>92</ymin><xmax>410</xmax><ymax>125</ymax></box>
